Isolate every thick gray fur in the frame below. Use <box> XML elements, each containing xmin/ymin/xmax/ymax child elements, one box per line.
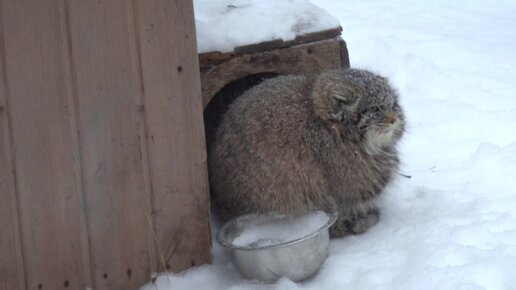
<box><xmin>208</xmin><ymin>68</ymin><xmax>405</xmax><ymax>238</ymax></box>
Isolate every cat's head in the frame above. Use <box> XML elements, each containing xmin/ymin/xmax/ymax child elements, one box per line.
<box><xmin>311</xmin><ymin>69</ymin><xmax>405</xmax><ymax>154</ymax></box>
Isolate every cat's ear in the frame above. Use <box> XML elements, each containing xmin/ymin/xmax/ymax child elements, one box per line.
<box><xmin>311</xmin><ymin>75</ymin><xmax>358</xmax><ymax>121</ymax></box>
<box><xmin>331</xmin><ymin>85</ymin><xmax>358</xmax><ymax>106</ymax></box>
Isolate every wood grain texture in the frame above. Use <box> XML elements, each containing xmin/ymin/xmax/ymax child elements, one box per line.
<box><xmin>136</xmin><ymin>0</ymin><xmax>212</xmax><ymax>271</ymax></box>
<box><xmin>200</xmin><ymin>38</ymin><xmax>349</xmax><ymax>107</ymax></box>
<box><xmin>0</xmin><ymin>117</ymin><xmax>23</xmax><ymax>290</ymax></box>
<box><xmin>1</xmin><ymin>0</ymin><xmax>210</xmax><ymax>289</ymax></box>
<box><xmin>66</xmin><ymin>0</ymin><xmax>154</xmax><ymax>288</ymax></box>
<box><xmin>339</xmin><ymin>38</ymin><xmax>351</xmax><ymax>68</ymax></box>
<box><xmin>0</xmin><ymin>13</ymin><xmax>25</xmax><ymax>288</ymax></box>
<box><xmin>0</xmin><ymin>0</ymin><xmax>87</xmax><ymax>289</ymax></box>
<box><xmin>230</xmin><ymin>27</ymin><xmax>342</xmax><ymax>54</ymax></box>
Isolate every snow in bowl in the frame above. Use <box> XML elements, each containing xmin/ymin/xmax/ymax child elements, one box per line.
<box><xmin>216</xmin><ymin>209</ymin><xmax>338</xmax><ymax>283</ymax></box>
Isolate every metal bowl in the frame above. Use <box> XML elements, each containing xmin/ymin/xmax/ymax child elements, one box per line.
<box><xmin>216</xmin><ymin>208</ymin><xmax>338</xmax><ymax>283</ymax></box>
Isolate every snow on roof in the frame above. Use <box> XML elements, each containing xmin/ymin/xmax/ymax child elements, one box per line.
<box><xmin>194</xmin><ymin>0</ymin><xmax>341</xmax><ymax>53</ymax></box>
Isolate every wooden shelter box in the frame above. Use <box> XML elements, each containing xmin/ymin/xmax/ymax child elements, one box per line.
<box><xmin>0</xmin><ymin>1</ymin><xmax>349</xmax><ymax>289</ymax></box>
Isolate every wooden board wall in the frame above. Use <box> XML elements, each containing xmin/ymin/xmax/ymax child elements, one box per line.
<box><xmin>199</xmin><ymin>38</ymin><xmax>350</xmax><ymax>108</ymax></box>
<box><xmin>0</xmin><ymin>0</ymin><xmax>211</xmax><ymax>289</ymax></box>
<box><xmin>0</xmin><ymin>26</ymin><xmax>25</xmax><ymax>290</ymax></box>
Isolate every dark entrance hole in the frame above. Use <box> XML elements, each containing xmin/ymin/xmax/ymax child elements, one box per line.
<box><xmin>203</xmin><ymin>72</ymin><xmax>278</xmax><ymax>149</ymax></box>
<box><xmin>203</xmin><ymin>72</ymin><xmax>278</xmax><ymax>216</ymax></box>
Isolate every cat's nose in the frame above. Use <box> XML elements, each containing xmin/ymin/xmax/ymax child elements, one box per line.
<box><xmin>384</xmin><ymin>112</ymin><xmax>397</xmax><ymax>124</ymax></box>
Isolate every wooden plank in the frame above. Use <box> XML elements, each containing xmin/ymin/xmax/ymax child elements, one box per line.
<box><xmin>67</xmin><ymin>0</ymin><xmax>154</xmax><ymax>288</ymax></box>
<box><xmin>0</xmin><ymin>119</ymin><xmax>24</xmax><ymax>290</ymax></box>
<box><xmin>1</xmin><ymin>0</ymin><xmax>211</xmax><ymax>289</ymax></box>
<box><xmin>292</xmin><ymin>27</ymin><xmax>343</xmax><ymax>46</ymax></box>
<box><xmin>0</xmin><ymin>0</ymin><xmax>88</xmax><ymax>289</ymax></box>
<box><xmin>0</xmin><ymin>21</ymin><xmax>25</xmax><ymax>290</ymax></box>
<box><xmin>200</xmin><ymin>38</ymin><xmax>346</xmax><ymax>107</ymax></box>
<box><xmin>229</xmin><ymin>27</ymin><xmax>342</xmax><ymax>54</ymax></box>
<box><xmin>136</xmin><ymin>0</ymin><xmax>212</xmax><ymax>272</ymax></box>
<box><xmin>339</xmin><ymin>39</ymin><xmax>351</xmax><ymax>68</ymax></box>
<box><xmin>234</xmin><ymin>39</ymin><xmax>293</xmax><ymax>54</ymax></box>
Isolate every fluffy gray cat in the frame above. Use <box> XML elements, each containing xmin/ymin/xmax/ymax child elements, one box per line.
<box><xmin>208</xmin><ymin>68</ymin><xmax>405</xmax><ymax>237</ymax></box>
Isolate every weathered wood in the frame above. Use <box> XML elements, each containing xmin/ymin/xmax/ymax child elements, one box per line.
<box><xmin>0</xmin><ymin>0</ymin><xmax>211</xmax><ymax>289</ymax></box>
<box><xmin>0</xmin><ymin>1</ymin><xmax>88</xmax><ymax>289</ymax></box>
<box><xmin>0</xmin><ymin>102</ymin><xmax>23</xmax><ymax>290</ymax></box>
<box><xmin>200</xmin><ymin>38</ymin><xmax>350</xmax><ymax>108</ymax></box>
<box><xmin>67</xmin><ymin>0</ymin><xmax>154</xmax><ymax>288</ymax></box>
<box><xmin>234</xmin><ymin>39</ymin><xmax>293</xmax><ymax>55</ymax></box>
<box><xmin>0</xmin><ymin>124</ymin><xmax>23</xmax><ymax>290</ymax></box>
<box><xmin>231</xmin><ymin>27</ymin><xmax>342</xmax><ymax>54</ymax></box>
<box><xmin>292</xmin><ymin>27</ymin><xmax>343</xmax><ymax>46</ymax></box>
<box><xmin>339</xmin><ymin>38</ymin><xmax>351</xmax><ymax>68</ymax></box>
<box><xmin>0</xmin><ymin>20</ymin><xmax>25</xmax><ymax>290</ymax></box>
<box><xmin>135</xmin><ymin>0</ymin><xmax>212</xmax><ymax>272</ymax></box>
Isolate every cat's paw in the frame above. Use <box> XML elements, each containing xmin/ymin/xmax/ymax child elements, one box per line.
<box><xmin>329</xmin><ymin>208</ymin><xmax>380</xmax><ymax>238</ymax></box>
<box><xmin>347</xmin><ymin>209</ymin><xmax>379</xmax><ymax>234</ymax></box>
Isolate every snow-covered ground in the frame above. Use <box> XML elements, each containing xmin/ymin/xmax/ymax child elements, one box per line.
<box><xmin>142</xmin><ymin>1</ymin><xmax>516</xmax><ymax>289</ymax></box>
